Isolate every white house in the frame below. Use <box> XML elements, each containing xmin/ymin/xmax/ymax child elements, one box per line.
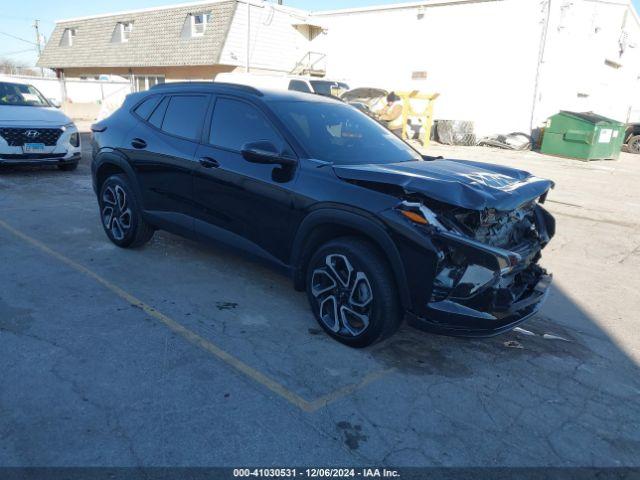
<box><xmin>37</xmin><ymin>0</ymin><xmax>325</xmax><ymax>88</ymax></box>
<box><xmin>38</xmin><ymin>0</ymin><xmax>640</xmax><ymax>135</ymax></box>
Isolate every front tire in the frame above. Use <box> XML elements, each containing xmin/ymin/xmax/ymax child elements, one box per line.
<box><xmin>306</xmin><ymin>237</ymin><xmax>401</xmax><ymax>347</ymax></box>
<box><xmin>98</xmin><ymin>174</ymin><xmax>154</xmax><ymax>248</ymax></box>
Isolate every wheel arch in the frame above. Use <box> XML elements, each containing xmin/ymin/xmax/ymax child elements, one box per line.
<box><xmin>290</xmin><ymin>208</ymin><xmax>412</xmax><ymax>310</ymax></box>
<box><xmin>93</xmin><ymin>150</ymin><xmax>143</xmax><ymax>205</ymax></box>
<box><xmin>625</xmin><ymin>125</ymin><xmax>640</xmax><ymax>143</ymax></box>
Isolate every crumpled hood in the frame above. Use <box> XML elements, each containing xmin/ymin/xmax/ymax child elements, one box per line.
<box><xmin>333</xmin><ymin>158</ymin><xmax>554</xmax><ymax>211</ymax></box>
<box><xmin>0</xmin><ymin>106</ymin><xmax>71</xmax><ymax>126</ymax></box>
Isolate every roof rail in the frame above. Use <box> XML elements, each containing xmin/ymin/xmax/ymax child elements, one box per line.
<box><xmin>150</xmin><ymin>81</ymin><xmax>263</xmax><ymax>96</ymax></box>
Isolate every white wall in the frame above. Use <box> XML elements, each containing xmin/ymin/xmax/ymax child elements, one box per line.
<box><xmin>220</xmin><ymin>1</ymin><xmax>314</xmax><ymax>74</ymax></box>
<box><xmin>0</xmin><ymin>74</ymin><xmax>132</xmax><ymax>105</ymax></box>
<box><xmin>63</xmin><ymin>78</ymin><xmax>132</xmax><ymax>104</ymax></box>
<box><xmin>316</xmin><ymin>0</ymin><xmax>640</xmax><ymax>135</ymax></box>
<box><xmin>317</xmin><ymin>0</ymin><xmax>544</xmax><ymax>136</ymax></box>
<box><xmin>533</xmin><ymin>0</ymin><xmax>640</xmax><ymax>126</ymax></box>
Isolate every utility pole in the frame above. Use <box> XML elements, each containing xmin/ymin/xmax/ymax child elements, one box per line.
<box><xmin>33</xmin><ymin>19</ymin><xmax>44</xmax><ymax>77</ymax></box>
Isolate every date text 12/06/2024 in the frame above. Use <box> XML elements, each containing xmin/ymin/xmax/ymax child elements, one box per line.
<box><xmin>233</xmin><ymin>468</ymin><xmax>400</xmax><ymax>478</ymax></box>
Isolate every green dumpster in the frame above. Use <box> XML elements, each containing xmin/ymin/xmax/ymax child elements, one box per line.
<box><xmin>540</xmin><ymin>111</ymin><xmax>625</xmax><ymax>160</ymax></box>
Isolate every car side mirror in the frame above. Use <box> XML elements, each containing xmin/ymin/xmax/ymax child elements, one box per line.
<box><xmin>48</xmin><ymin>98</ymin><xmax>61</xmax><ymax>108</ymax></box>
<box><xmin>241</xmin><ymin>141</ymin><xmax>296</xmax><ymax>167</ymax></box>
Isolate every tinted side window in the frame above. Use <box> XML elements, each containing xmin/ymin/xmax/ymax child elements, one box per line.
<box><xmin>148</xmin><ymin>97</ymin><xmax>169</xmax><ymax>128</ymax></box>
<box><xmin>288</xmin><ymin>80</ymin><xmax>311</xmax><ymax>93</ymax></box>
<box><xmin>134</xmin><ymin>96</ymin><xmax>161</xmax><ymax>120</ymax></box>
<box><xmin>161</xmin><ymin>95</ymin><xmax>209</xmax><ymax>140</ymax></box>
<box><xmin>209</xmin><ymin>98</ymin><xmax>284</xmax><ymax>152</ymax></box>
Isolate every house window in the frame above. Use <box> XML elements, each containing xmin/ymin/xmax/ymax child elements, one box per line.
<box><xmin>112</xmin><ymin>22</ymin><xmax>133</xmax><ymax>43</ymax></box>
<box><xmin>191</xmin><ymin>13</ymin><xmax>210</xmax><ymax>36</ymax></box>
<box><xmin>121</xmin><ymin>22</ymin><xmax>133</xmax><ymax>42</ymax></box>
<box><xmin>60</xmin><ymin>28</ymin><xmax>76</xmax><ymax>47</ymax></box>
<box><xmin>135</xmin><ymin>75</ymin><xmax>165</xmax><ymax>92</ymax></box>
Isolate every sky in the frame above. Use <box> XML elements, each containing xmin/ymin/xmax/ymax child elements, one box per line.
<box><xmin>2</xmin><ymin>0</ymin><xmax>640</xmax><ymax>66</ymax></box>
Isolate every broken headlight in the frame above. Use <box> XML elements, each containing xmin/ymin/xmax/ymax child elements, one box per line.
<box><xmin>397</xmin><ymin>201</ymin><xmax>445</xmax><ymax>229</ymax></box>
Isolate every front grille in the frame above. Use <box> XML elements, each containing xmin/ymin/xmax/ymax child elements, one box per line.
<box><xmin>0</xmin><ymin>128</ymin><xmax>63</xmax><ymax>147</ymax></box>
<box><xmin>0</xmin><ymin>153</ymin><xmax>66</xmax><ymax>160</ymax></box>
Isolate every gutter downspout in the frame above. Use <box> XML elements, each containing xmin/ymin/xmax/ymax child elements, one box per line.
<box><xmin>246</xmin><ymin>0</ymin><xmax>251</xmax><ymax>72</ymax></box>
<box><xmin>530</xmin><ymin>0</ymin><xmax>552</xmax><ymax>135</ymax></box>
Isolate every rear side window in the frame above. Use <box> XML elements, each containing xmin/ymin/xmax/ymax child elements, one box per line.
<box><xmin>288</xmin><ymin>80</ymin><xmax>311</xmax><ymax>93</ymax></box>
<box><xmin>160</xmin><ymin>95</ymin><xmax>209</xmax><ymax>140</ymax></box>
<box><xmin>148</xmin><ymin>97</ymin><xmax>169</xmax><ymax>128</ymax></box>
<box><xmin>209</xmin><ymin>98</ymin><xmax>285</xmax><ymax>152</ymax></box>
<box><xmin>134</xmin><ymin>96</ymin><xmax>161</xmax><ymax>120</ymax></box>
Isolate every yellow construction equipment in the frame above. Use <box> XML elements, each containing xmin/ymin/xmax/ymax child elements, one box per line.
<box><xmin>396</xmin><ymin>91</ymin><xmax>439</xmax><ymax>148</ymax></box>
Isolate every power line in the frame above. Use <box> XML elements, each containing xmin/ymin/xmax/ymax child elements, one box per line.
<box><xmin>0</xmin><ymin>48</ymin><xmax>35</xmax><ymax>57</ymax></box>
<box><xmin>0</xmin><ymin>31</ymin><xmax>38</xmax><ymax>46</ymax></box>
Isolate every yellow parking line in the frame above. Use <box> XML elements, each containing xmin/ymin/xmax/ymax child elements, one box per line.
<box><xmin>308</xmin><ymin>367</ymin><xmax>396</xmax><ymax>411</ymax></box>
<box><xmin>0</xmin><ymin>218</ymin><xmax>394</xmax><ymax>413</ymax></box>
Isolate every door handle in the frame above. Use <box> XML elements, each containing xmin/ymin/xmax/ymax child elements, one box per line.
<box><xmin>131</xmin><ymin>138</ymin><xmax>147</xmax><ymax>149</ymax></box>
<box><xmin>199</xmin><ymin>156</ymin><xmax>220</xmax><ymax>168</ymax></box>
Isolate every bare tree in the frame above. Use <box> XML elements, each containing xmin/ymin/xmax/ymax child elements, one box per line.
<box><xmin>0</xmin><ymin>57</ymin><xmax>39</xmax><ymax>76</ymax></box>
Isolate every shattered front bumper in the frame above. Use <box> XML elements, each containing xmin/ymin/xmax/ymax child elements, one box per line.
<box><xmin>408</xmin><ymin>271</ymin><xmax>552</xmax><ymax>337</ymax></box>
<box><xmin>406</xmin><ymin>224</ymin><xmax>553</xmax><ymax>337</ymax></box>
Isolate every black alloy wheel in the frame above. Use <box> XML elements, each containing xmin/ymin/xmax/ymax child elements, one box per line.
<box><xmin>98</xmin><ymin>174</ymin><xmax>154</xmax><ymax>248</ymax></box>
<box><xmin>306</xmin><ymin>237</ymin><xmax>401</xmax><ymax>347</ymax></box>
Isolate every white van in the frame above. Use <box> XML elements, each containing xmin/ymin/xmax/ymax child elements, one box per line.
<box><xmin>215</xmin><ymin>73</ymin><xmax>348</xmax><ymax>97</ymax></box>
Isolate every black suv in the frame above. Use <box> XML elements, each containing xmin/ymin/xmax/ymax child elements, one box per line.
<box><xmin>91</xmin><ymin>82</ymin><xmax>555</xmax><ymax>347</ymax></box>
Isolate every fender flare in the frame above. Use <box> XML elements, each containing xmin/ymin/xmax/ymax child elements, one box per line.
<box><xmin>290</xmin><ymin>208</ymin><xmax>411</xmax><ymax>310</ymax></box>
<box><xmin>93</xmin><ymin>149</ymin><xmax>143</xmax><ymax>205</ymax></box>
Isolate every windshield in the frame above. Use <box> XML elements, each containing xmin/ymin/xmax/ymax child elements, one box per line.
<box><xmin>270</xmin><ymin>100</ymin><xmax>421</xmax><ymax>165</ymax></box>
<box><xmin>0</xmin><ymin>82</ymin><xmax>50</xmax><ymax>107</ymax></box>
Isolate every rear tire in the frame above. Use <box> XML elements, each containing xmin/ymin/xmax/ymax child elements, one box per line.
<box><xmin>98</xmin><ymin>174</ymin><xmax>154</xmax><ymax>248</ymax></box>
<box><xmin>305</xmin><ymin>237</ymin><xmax>401</xmax><ymax>347</ymax></box>
<box><xmin>628</xmin><ymin>135</ymin><xmax>640</xmax><ymax>154</ymax></box>
<box><xmin>58</xmin><ymin>161</ymin><xmax>78</xmax><ymax>171</ymax></box>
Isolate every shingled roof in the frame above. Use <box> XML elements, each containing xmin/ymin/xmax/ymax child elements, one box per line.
<box><xmin>37</xmin><ymin>1</ymin><xmax>237</xmax><ymax>69</ymax></box>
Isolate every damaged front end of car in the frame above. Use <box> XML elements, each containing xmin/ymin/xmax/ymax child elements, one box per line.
<box><xmin>333</xmin><ymin>158</ymin><xmax>556</xmax><ymax>336</ymax></box>
<box><xmin>395</xmin><ymin>194</ymin><xmax>555</xmax><ymax>336</ymax></box>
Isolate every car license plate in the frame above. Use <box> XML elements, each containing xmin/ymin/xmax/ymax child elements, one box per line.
<box><xmin>23</xmin><ymin>143</ymin><xmax>45</xmax><ymax>153</ymax></box>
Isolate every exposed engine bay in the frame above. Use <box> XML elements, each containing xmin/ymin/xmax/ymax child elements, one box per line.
<box><xmin>400</xmin><ymin>192</ymin><xmax>547</xmax><ymax>252</ymax></box>
<box><xmin>449</xmin><ymin>202</ymin><xmax>539</xmax><ymax>249</ymax></box>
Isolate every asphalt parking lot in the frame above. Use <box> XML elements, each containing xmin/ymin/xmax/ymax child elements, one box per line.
<box><xmin>1</xmin><ymin>133</ymin><xmax>639</xmax><ymax>467</ymax></box>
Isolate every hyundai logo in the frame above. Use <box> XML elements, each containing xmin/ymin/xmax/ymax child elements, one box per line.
<box><xmin>25</xmin><ymin>130</ymin><xmax>40</xmax><ymax>139</ymax></box>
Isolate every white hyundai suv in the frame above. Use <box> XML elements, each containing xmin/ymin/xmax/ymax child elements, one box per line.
<box><xmin>0</xmin><ymin>80</ymin><xmax>81</xmax><ymax>170</ymax></box>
